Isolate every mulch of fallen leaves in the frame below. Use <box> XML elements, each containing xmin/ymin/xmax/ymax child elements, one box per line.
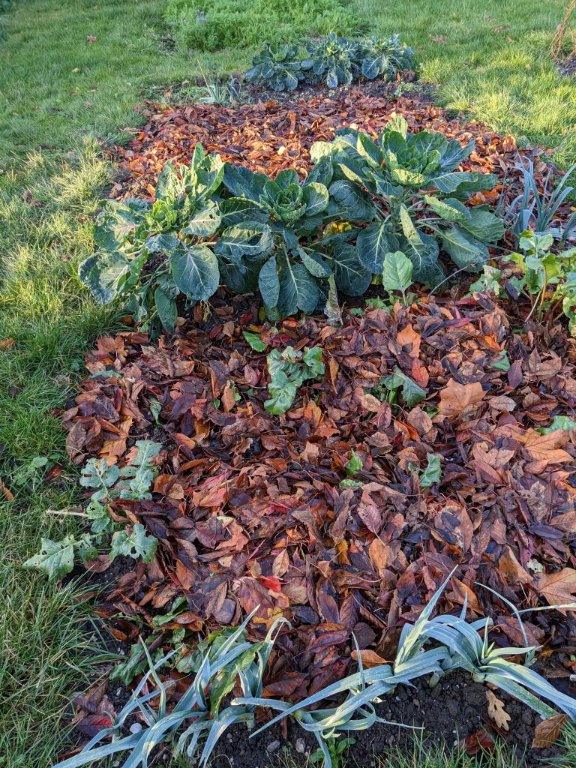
<box><xmin>62</xmin><ymin>291</ymin><xmax>576</xmax><ymax>700</ymax></box>
<box><xmin>112</xmin><ymin>84</ymin><xmax>548</xmax><ymax>211</ymax></box>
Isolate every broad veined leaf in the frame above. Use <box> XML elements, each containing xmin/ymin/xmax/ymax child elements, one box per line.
<box><xmin>219</xmin><ymin>197</ymin><xmax>266</xmax><ymax>226</ymax></box>
<box><xmin>310</xmin><ymin>140</ymin><xmax>336</xmax><ymax>165</ymax></box>
<box><xmin>220</xmin><ymin>258</ymin><xmax>262</xmax><ymax>294</ymax></box>
<box><xmin>155</xmin><ymin>161</ymin><xmax>183</xmax><ymax>201</ymax></box>
<box><xmin>333</xmin><ymin>242</ymin><xmax>372</xmax><ymax>296</ymax></box>
<box><xmin>23</xmin><ymin>537</ymin><xmax>76</xmax><ymax>581</ymax></box>
<box><xmin>191</xmin><ymin>150</ymin><xmax>225</xmax><ymax>199</ymax></box>
<box><xmin>277</xmin><ymin>260</ymin><xmax>320</xmax><ymax>316</ymax></box>
<box><xmin>274</xmin><ymin>169</ymin><xmax>300</xmax><ymax>189</ymax></box>
<box><xmin>145</xmin><ymin>233</ymin><xmax>180</xmax><ymax>254</ymax></box>
<box><xmin>357</xmin><ymin>222</ymin><xmax>393</xmax><ymax>272</ymax></box>
<box><xmin>390</xmin><ymin>167</ymin><xmax>428</xmax><ymax>188</ymax></box>
<box><xmin>307</xmin><ymin>156</ymin><xmax>334</xmax><ymax>187</ymax></box>
<box><xmin>441</xmin><ymin>225</ymin><xmax>489</xmax><ymax>270</ymax></box>
<box><xmin>336</xmin><ymin>155</ymin><xmax>371</xmax><ymax>186</ymax></box>
<box><xmin>424</xmin><ymin>195</ymin><xmax>468</xmax><ymax>224</ymax></box>
<box><xmin>78</xmin><ymin>252</ymin><xmax>130</xmax><ymax>304</ymax></box>
<box><xmin>154</xmin><ymin>285</ymin><xmax>178</xmax><ymax>331</ymax></box>
<box><xmin>300</xmin><ymin>249</ymin><xmax>332</xmax><ymax>278</ymax></box>
<box><xmin>169</xmin><ymin>244</ymin><xmax>220</xmax><ymax>301</ymax></box>
<box><xmin>223</xmin><ymin>164</ymin><xmax>268</xmax><ymax>200</ymax></box>
<box><xmin>329</xmin><ymin>180</ymin><xmax>375</xmax><ymax>221</ymax></box>
<box><xmin>435</xmin><ymin>136</ymin><xmax>475</xmax><ymax>171</ymax></box>
<box><xmin>459</xmin><ymin>207</ymin><xmax>505</xmax><ymax>243</ymax></box>
<box><xmin>430</xmin><ymin>171</ymin><xmax>498</xmax><ymax>196</ymax></box>
<box><xmin>216</xmin><ymin>221</ymin><xmax>273</xmax><ymax>262</ymax></box>
<box><xmin>302</xmin><ymin>182</ymin><xmax>329</xmax><ymax>217</ymax></box>
<box><xmin>258</xmin><ymin>255</ymin><xmax>281</xmax><ymax>309</ymax></box>
<box><xmin>409</xmin><ymin>130</ymin><xmax>451</xmax><ymax>164</ymax></box>
<box><xmin>362</xmin><ymin>54</ymin><xmax>382</xmax><ymax>80</ymax></box>
<box><xmin>399</xmin><ymin>206</ymin><xmax>444</xmax><ymax>285</ymax></box>
<box><xmin>382</xmin><ymin>251</ymin><xmax>413</xmax><ymax>294</ymax></box>
<box><xmin>94</xmin><ymin>199</ymin><xmax>150</xmax><ymax>251</ymax></box>
<box><xmin>183</xmin><ymin>199</ymin><xmax>221</xmax><ymax>237</ymax></box>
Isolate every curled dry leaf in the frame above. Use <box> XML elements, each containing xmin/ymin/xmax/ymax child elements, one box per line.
<box><xmin>532</xmin><ymin>714</ymin><xmax>568</xmax><ymax>749</ymax></box>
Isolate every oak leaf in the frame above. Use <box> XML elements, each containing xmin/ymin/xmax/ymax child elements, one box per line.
<box><xmin>486</xmin><ymin>690</ymin><xmax>510</xmax><ymax>731</ymax></box>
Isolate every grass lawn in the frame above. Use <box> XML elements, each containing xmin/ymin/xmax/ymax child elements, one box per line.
<box><xmin>359</xmin><ymin>0</ymin><xmax>576</xmax><ymax>166</ymax></box>
<box><xmin>0</xmin><ymin>0</ymin><xmax>574</xmax><ymax>766</ymax></box>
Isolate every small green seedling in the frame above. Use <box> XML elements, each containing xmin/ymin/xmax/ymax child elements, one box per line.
<box><xmin>265</xmin><ymin>345</ymin><xmax>325</xmax><ymax>415</ymax></box>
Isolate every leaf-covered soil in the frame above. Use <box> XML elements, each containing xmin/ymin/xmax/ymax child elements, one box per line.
<box><xmin>61</xmin><ymin>89</ymin><xmax>576</xmax><ymax>758</ymax></box>
<box><xmin>112</xmin><ymin>82</ymin><xmax>555</xmax><ymax>216</ymax></box>
<box><xmin>63</xmin><ymin>291</ymin><xmax>576</xmax><ymax>699</ymax></box>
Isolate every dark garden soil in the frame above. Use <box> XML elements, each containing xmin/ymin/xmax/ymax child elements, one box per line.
<box><xmin>60</xmin><ymin>87</ymin><xmax>576</xmax><ymax>762</ymax></box>
<box><xmin>558</xmin><ymin>57</ymin><xmax>576</xmax><ymax>77</ymax></box>
<box><xmin>207</xmin><ymin>672</ymin><xmax>563</xmax><ymax>768</ymax></box>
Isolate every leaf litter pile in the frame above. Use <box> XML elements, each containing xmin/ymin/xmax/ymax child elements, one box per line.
<box><xmin>64</xmin><ymin>88</ymin><xmax>576</xmax><ymax>753</ymax></box>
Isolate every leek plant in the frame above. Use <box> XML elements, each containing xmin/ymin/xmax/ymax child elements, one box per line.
<box><xmin>52</xmin><ymin>574</ymin><xmax>576</xmax><ymax>768</ymax></box>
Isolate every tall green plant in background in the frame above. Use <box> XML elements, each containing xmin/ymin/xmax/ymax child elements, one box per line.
<box><xmin>165</xmin><ymin>0</ymin><xmax>362</xmax><ymax>51</ymax></box>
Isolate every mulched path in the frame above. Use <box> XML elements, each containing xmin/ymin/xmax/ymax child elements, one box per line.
<box><xmin>63</xmin><ymin>87</ymin><xmax>576</xmax><ymax>759</ymax></box>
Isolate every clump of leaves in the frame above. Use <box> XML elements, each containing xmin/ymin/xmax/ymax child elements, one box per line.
<box><xmin>504</xmin><ymin>158</ymin><xmax>576</xmax><ymax>245</ymax></box>
<box><xmin>246</xmin><ymin>43</ymin><xmax>305</xmax><ymax>91</ymax></box>
<box><xmin>246</xmin><ymin>33</ymin><xmax>414</xmax><ymax>91</ymax></box>
<box><xmin>312</xmin><ymin>115</ymin><xmax>503</xmax><ymax>286</ymax></box>
<box><xmin>81</xmin><ymin>118</ymin><xmax>503</xmax><ymax>327</ymax></box>
<box><xmin>165</xmin><ymin>0</ymin><xmax>360</xmax><ymax>53</ymax></box>
<box><xmin>241</xmin><ymin>573</ymin><xmax>576</xmax><ymax>768</ymax></box>
<box><xmin>302</xmin><ymin>34</ymin><xmax>362</xmax><ymax>87</ymax></box>
<box><xmin>471</xmin><ymin>230</ymin><xmax>576</xmax><ymax>333</ymax></box>
<box><xmin>357</xmin><ymin>34</ymin><xmax>414</xmax><ymax>80</ymax></box>
<box><xmin>79</xmin><ymin>144</ymin><xmax>225</xmax><ymax>332</ymax></box>
<box><xmin>221</xmin><ymin>165</ymin><xmax>370</xmax><ymax>319</ymax></box>
<box><xmin>265</xmin><ymin>345</ymin><xmax>325</xmax><ymax>414</ymax></box>
<box><xmin>23</xmin><ymin>441</ymin><xmax>162</xmax><ymax>580</ymax></box>
<box><xmin>52</xmin><ymin>613</ymin><xmax>288</xmax><ymax>768</ymax></box>
<box><xmin>51</xmin><ymin>576</ymin><xmax>576</xmax><ymax>768</ymax></box>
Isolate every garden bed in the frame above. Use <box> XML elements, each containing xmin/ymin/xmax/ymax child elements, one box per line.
<box><xmin>62</xmin><ymin>293</ymin><xmax>576</xmax><ymax>750</ymax></box>
<box><xmin>57</xmin><ymin>89</ymin><xmax>576</xmax><ymax>763</ymax></box>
